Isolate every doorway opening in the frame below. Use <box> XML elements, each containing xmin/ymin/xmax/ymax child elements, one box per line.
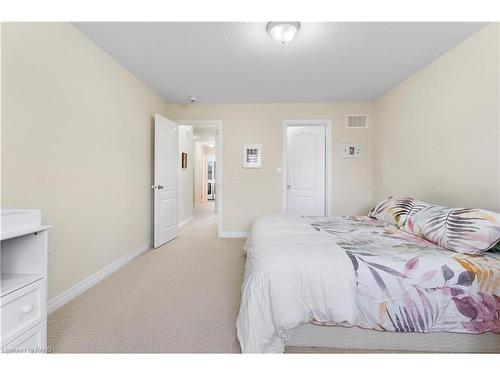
<box><xmin>177</xmin><ymin>120</ymin><xmax>223</xmax><ymax>237</ymax></box>
<box><xmin>282</xmin><ymin>119</ymin><xmax>332</xmax><ymax>217</ymax></box>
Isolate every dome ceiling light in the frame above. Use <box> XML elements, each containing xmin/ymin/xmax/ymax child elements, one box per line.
<box><xmin>266</xmin><ymin>22</ymin><xmax>300</xmax><ymax>45</ymax></box>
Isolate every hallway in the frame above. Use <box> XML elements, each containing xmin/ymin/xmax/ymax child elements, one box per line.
<box><xmin>48</xmin><ymin>203</ymin><xmax>246</xmax><ymax>353</ymax></box>
<box><xmin>194</xmin><ymin>200</ymin><xmax>216</xmax><ymax>219</ymax></box>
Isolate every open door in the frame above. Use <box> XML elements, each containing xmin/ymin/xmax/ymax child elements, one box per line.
<box><xmin>153</xmin><ymin>113</ymin><xmax>178</xmax><ymax>248</ymax></box>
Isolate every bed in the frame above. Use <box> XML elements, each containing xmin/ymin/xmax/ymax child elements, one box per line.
<box><xmin>236</xmin><ymin>198</ymin><xmax>500</xmax><ymax>353</ymax></box>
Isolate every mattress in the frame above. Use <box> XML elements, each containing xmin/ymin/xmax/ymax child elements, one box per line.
<box><xmin>236</xmin><ymin>214</ymin><xmax>500</xmax><ymax>353</ymax></box>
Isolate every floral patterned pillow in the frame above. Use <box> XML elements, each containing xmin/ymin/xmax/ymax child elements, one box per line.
<box><xmin>368</xmin><ymin>196</ymin><xmax>422</xmax><ymax>228</ymax></box>
<box><xmin>406</xmin><ymin>205</ymin><xmax>500</xmax><ymax>255</ymax></box>
<box><xmin>370</xmin><ymin>196</ymin><xmax>500</xmax><ymax>255</ymax></box>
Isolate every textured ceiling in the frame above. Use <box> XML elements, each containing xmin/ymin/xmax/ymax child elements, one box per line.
<box><xmin>74</xmin><ymin>22</ymin><xmax>487</xmax><ymax>103</ymax></box>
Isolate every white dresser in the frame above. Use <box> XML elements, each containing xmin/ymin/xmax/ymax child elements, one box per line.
<box><xmin>1</xmin><ymin>209</ymin><xmax>50</xmax><ymax>353</ymax></box>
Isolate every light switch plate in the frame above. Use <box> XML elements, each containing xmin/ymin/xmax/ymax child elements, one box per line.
<box><xmin>340</xmin><ymin>144</ymin><xmax>364</xmax><ymax>158</ymax></box>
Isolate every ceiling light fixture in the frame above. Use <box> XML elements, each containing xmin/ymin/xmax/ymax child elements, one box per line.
<box><xmin>266</xmin><ymin>22</ymin><xmax>300</xmax><ymax>45</ymax></box>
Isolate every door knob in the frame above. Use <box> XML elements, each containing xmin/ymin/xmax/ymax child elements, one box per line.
<box><xmin>287</xmin><ymin>184</ymin><xmax>291</xmax><ymax>190</ymax></box>
<box><xmin>158</xmin><ymin>185</ymin><xmax>164</xmax><ymax>190</ymax></box>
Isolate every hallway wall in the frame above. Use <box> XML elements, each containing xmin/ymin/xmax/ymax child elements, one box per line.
<box><xmin>178</xmin><ymin>125</ymin><xmax>194</xmax><ymax>223</ymax></box>
<box><xmin>194</xmin><ymin>142</ymin><xmax>204</xmax><ymax>204</ymax></box>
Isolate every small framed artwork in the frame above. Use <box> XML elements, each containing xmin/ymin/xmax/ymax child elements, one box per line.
<box><xmin>339</xmin><ymin>143</ymin><xmax>364</xmax><ymax>158</ymax></box>
<box><xmin>242</xmin><ymin>144</ymin><xmax>262</xmax><ymax>168</ymax></box>
<box><xmin>181</xmin><ymin>152</ymin><xmax>188</xmax><ymax>168</ymax></box>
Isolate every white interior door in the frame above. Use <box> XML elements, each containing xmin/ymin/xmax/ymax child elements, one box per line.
<box><xmin>153</xmin><ymin>113</ymin><xmax>178</xmax><ymax>248</ymax></box>
<box><xmin>286</xmin><ymin>125</ymin><xmax>326</xmax><ymax>216</ymax></box>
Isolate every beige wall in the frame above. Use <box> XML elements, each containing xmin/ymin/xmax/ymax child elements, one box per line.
<box><xmin>373</xmin><ymin>23</ymin><xmax>500</xmax><ymax>211</ymax></box>
<box><xmin>178</xmin><ymin>125</ymin><xmax>194</xmax><ymax>222</ymax></box>
<box><xmin>194</xmin><ymin>142</ymin><xmax>204</xmax><ymax>204</ymax></box>
<box><xmin>1</xmin><ymin>23</ymin><xmax>170</xmax><ymax>299</ymax></box>
<box><xmin>167</xmin><ymin>103</ymin><xmax>374</xmax><ymax>232</ymax></box>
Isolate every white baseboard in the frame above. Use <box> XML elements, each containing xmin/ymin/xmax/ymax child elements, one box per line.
<box><xmin>48</xmin><ymin>242</ymin><xmax>152</xmax><ymax>314</ymax></box>
<box><xmin>219</xmin><ymin>231</ymin><xmax>249</xmax><ymax>238</ymax></box>
<box><xmin>178</xmin><ymin>216</ymin><xmax>194</xmax><ymax>228</ymax></box>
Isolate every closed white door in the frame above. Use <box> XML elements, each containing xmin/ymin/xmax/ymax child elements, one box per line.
<box><xmin>286</xmin><ymin>125</ymin><xmax>326</xmax><ymax>216</ymax></box>
<box><xmin>153</xmin><ymin>113</ymin><xmax>178</xmax><ymax>248</ymax></box>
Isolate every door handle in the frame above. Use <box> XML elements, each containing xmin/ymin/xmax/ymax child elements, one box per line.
<box><xmin>158</xmin><ymin>185</ymin><xmax>164</xmax><ymax>189</ymax></box>
<box><xmin>287</xmin><ymin>184</ymin><xmax>291</xmax><ymax>190</ymax></box>
<box><xmin>151</xmin><ymin>185</ymin><xmax>165</xmax><ymax>190</ymax></box>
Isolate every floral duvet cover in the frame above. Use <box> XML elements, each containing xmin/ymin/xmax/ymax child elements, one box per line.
<box><xmin>305</xmin><ymin>216</ymin><xmax>500</xmax><ymax>334</ymax></box>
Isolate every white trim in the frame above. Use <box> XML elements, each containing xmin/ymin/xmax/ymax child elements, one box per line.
<box><xmin>176</xmin><ymin>120</ymin><xmax>224</xmax><ymax>238</ymax></box>
<box><xmin>178</xmin><ymin>216</ymin><xmax>193</xmax><ymax>228</ymax></box>
<box><xmin>47</xmin><ymin>242</ymin><xmax>152</xmax><ymax>314</ymax></box>
<box><xmin>282</xmin><ymin>119</ymin><xmax>333</xmax><ymax>216</ymax></box>
<box><xmin>219</xmin><ymin>231</ymin><xmax>249</xmax><ymax>238</ymax></box>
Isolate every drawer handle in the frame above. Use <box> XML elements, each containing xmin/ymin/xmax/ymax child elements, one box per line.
<box><xmin>21</xmin><ymin>304</ymin><xmax>34</xmax><ymax>314</ymax></box>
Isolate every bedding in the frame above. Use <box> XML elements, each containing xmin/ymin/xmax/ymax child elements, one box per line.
<box><xmin>403</xmin><ymin>203</ymin><xmax>500</xmax><ymax>255</ymax></box>
<box><xmin>369</xmin><ymin>196</ymin><xmax>500</xmax><ymax>255</ymax></box>
<box><xmin>236</xmin><ymin>214</ymin><xmax>500</xmax><ymax>353</ymax></box>
<box><xmin>236</xmin><ymin>214</ymin><xmax>358</xmax><ymax>353</ymax></box>
<box><xmin>369</xmin><ymin>196</ymin><xmax>416</xmax><ymax>227</ymax></box>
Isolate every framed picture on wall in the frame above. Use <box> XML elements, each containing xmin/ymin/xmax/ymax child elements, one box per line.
<box><xmin>181</xmin><ymin>152</ymin><xmax>187</xmax><ymax>168</ymax></box>
<box><xmin>242</xmin><ymin>144</ymin><xmax>262</xmax><ymax>168</ymax></box>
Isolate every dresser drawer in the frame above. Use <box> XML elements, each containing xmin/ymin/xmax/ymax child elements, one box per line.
<box><xmin>2</xmin><ymin>320</ymin><xmax>47</xmax><ymax>353</ymax></box>
<box><xmin>1</xmin><ymin>279</ymin><xmax>46</xmax><ymax>345</ymax></box>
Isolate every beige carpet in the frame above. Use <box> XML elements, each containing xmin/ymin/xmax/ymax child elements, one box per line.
<box><xmin>48</xmin><ymin>202</ymin><xmax>246</xmax><ymax>353</ymax></box>
<box><xmin>48</xmin><ymin>204</ymin><xmax>400</xmax><ymax>354</ymax></box>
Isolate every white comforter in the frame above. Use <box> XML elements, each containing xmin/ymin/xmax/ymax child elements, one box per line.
<box><xmin>236</xmin><ymin>214</ymin><xmax>359</xmax><ymax>353</ymax></box>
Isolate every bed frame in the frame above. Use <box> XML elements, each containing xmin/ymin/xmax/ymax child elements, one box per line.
<box><xmin>285</xmin><ymin>323</ymin><xmax>500</xmax><ymax>353</ymax></box>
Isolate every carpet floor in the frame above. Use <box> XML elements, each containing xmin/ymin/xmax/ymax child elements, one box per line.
<box><xmin>48</xmin><ymin>202</ymin><xmax>246</xmax><ymax>353</ymax></box>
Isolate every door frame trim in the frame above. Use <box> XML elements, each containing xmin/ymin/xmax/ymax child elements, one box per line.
<box><xmin>176</xmin><ymin>120</ymin><xmax>224</xmax><ymax>238</ymax></box>
<box><xmin>282</xmin><ymin>119</ymin><xmax>332</xmax><ymax>216</ymax></box>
